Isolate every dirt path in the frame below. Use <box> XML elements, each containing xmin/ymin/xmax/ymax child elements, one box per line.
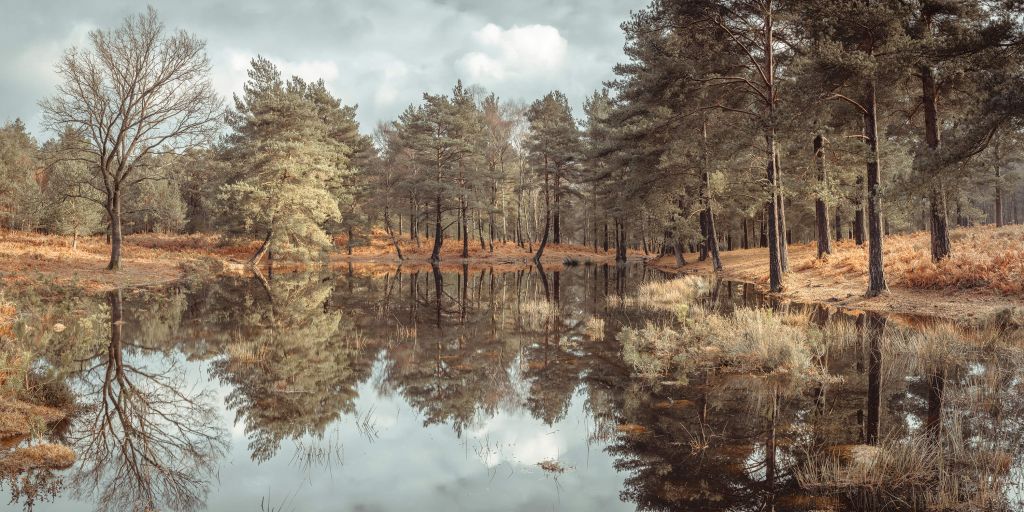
<box><xmin>648</xmin><ymin>241</ymin><xmax>1024</xmax><ymax>323</ymax></box>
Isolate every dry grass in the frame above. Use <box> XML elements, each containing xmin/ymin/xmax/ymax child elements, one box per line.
<box><xmin>798</xmin><ymin>225</ymin><xmax>1024</xmax><ymax>295</ymax></box>
<box><xmin>608</xmin><ymin>275</ymin><xmax>709</xmax><ymax>318</ymax></box>
<box><xmin>520</xmin><ymin>300</ymin><xmax>559</xmax><ymax>329</ymax></box>
<box><xmin>0</xmin><ymin>399</ymin><xmax>65</xmax><ymax>438</ymax></box>
<box><xmin>619</xmin><ymin>306</ymin><xmax>823</xmax><ymax>381</ymax></box>
<box><xmin>582</xmin><ymin>316</ymin><xmax>605</xmax><ymax>340</ymax></box>
<box><xmin>0</xmin><ymin>443</ymin><xmax>75</xmax><ymax>473</ymax></box>
<box><xmin>796</xmin><ymin>423</ymin><xmax>1016</xmax><ymax>511</ymax></box>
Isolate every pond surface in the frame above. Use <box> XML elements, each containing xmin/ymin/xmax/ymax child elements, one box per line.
<box><xmin>3</xmin><ymin>264</ymin><xmax>1024</xmax><ymax>511</ymax></box>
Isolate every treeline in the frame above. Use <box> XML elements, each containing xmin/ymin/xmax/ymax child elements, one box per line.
<box><xmin>3</xmin><ymin>3</ymin><xmax>1024</xmax><ymax>294</ymax></box>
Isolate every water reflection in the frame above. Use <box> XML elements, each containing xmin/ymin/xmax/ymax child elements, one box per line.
<box><xmin>4</xmin><ymin>266</ymin><xmax>1024</xmax><ymax>511</ymax></box>
<box><xmin>66</xmin><ymin>289</ymin><xmax>226</xmax><ymax>512</ymax></box>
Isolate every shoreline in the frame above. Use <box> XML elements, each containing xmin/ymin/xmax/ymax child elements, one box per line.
<box><xmin>3</xmin><ymin>228</ymin><xmax>1022</xmax><ymax>324</ymax></box>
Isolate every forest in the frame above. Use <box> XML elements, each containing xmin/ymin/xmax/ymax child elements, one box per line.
<box><xmin>6</xmin><ymin>2</ymin><xmax>1024</xmax><ymax>511</ymax></box>
<box><xmin>2</xmin><ymin>2</ymin><xmax>1023</xmax><ymax>300</ymax></box>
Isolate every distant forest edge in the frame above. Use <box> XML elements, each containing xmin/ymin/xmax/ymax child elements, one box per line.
<box><xmin>2</xmin><ymin>3</ymin><xmax>1024</xmax><ymax>298</ymax></box>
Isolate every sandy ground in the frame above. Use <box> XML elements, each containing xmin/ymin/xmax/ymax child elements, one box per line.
<box><xmin>649</xmin><ymin>240</ymin><xmax>1024</xmax><ymax>322</ymax></box>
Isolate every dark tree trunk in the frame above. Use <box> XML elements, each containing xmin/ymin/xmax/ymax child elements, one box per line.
<box><xmin>814</xmin><ymin>134</ymin><xmax>833</xmax><ymax>258</ymax></box>
<box><xmin>553</xmin><ymin>173</ymin><xmax>561</xmax><ymax>245</ymax></box>
<box><xmin>673</xmin><ymin>240</ymin><xmax>686</xmax><ymax>266</ymax></box>
<box><xmin>775</xmin><ymin>153</ymin><xmax>789</xmax><ymax>272</ymax></box>
<box><xmin>922</xmin><ymin>64</ymin><xmax>951</xmax><ymax>261</ymax></box>
<box><xmin>864</xmin><ymin>81</ymin><xmax>888</xmax><ymax>297</ymax></box>
<box><xmin>854</xmin><ymin>176</ymin><xmax>867</xmax><ymax>246</ymax></box>
<box><xmin>865</xmin><ymin>313</ymin><xmax>884</xmax><ymax>444</ymax></box>
<box><xmin>603</xmin><ymin>221</ymin><xmax>609</xmax><ymax>252</ymax></box>
<box><xmin>835</xmin><ymin>207</ymin><xmax>843</xmax><ymax>241</ymax></box>
<box><xmin>383</xmin><ymin>208</ymin><xmax>403</xmax><ymax>260</ymax></box>
<box><xmin>765</xmin><ymin>138</ymin><xmax>784</xmax><ymax>292</ymax></box>
<box><xmin>534</xmin><ymin>206</ymin><xmax>550</xmax><ymax>262</ymax></box>
<box><xmin>996</xmin><ymin>164</ymin><xmax>1005</xmax><ymax>227</ymax></box>
<box><xmin>742</xmin><ymin>218</ymin><xmax>749</xmax><ymax>250</ymax></box>
<box><xmin>430</xmin><ymin>195</ymin><xmax>443</xmax><ymax>263</ymax></box>
<box><xmin>106</xmin><ymin>193</ymin><xmax>123</xmax><ymax>270</ymax></box>
<box><xmin>248</xmin><ymin>229</ymin><xmax>273</xmax><ymax>267</ymax></box>
<box><xmin>701</xmin><ymin>117</ymin><xmax>722</xmax><ymax>271</ymax></box>
<box><xmin>461</xmin><ymin>200</ymin><xmax>469</xmax><ymax>258</ymax></box>
<box><xmin>759</xmin><ymin>211</ymin><xmax>767</xmax><ymax>248</ymax></box>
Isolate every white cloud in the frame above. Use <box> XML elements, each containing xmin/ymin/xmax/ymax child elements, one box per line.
<box><xmin>213</xmin><ymin>49</ymin><xmax>341</xmax><ymax>99</ymax></box>
<box><xmin>457</xmin><ymin>23</ymin><xmax>568</xmax><ymax>83</ymax></box>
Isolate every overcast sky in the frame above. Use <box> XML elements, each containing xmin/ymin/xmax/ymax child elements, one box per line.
<box><xmin>0</xmin><ymin>0</ymin><xmax>648</xmax><ymax>140</ymax></box>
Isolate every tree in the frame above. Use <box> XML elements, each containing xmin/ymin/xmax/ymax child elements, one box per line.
<box><xmin>40</xmin><ymin>7</ymin><xmax>221</xmax><ymax>270</ymax></box>
<box><xmin>0</xmin><ymin>119</ymin><xmax>43</xmax><ymax>230</ymax></box>
<box><xmin>218</xmin><ymin>57</ymin><xmax>351</xmax><ymax>266</ymax></box>
<box><xmin>39</xmin><ymin>129</ymin><xmax>106</xmax><ymax>246</ymax></box>
<box><xmin>526</xmin><ymin>91</ymin><xmax>581</xmax><ymax>262</ymax></box>
<box><xmin>801</xmin><ymin>0</ymin><xmax>915</xmax><ymax>296</ymax></box>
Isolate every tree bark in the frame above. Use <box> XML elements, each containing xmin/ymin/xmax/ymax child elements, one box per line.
<box><xmin>864</xmin><ymin>81</ymin><xmax>888</xmax><ymax>297</ymax></box>
<box><xmin>835</xmin><ymin>207</ymin><xmax>843</xmax><ymax>241</ymax></box>
<box><xmin>922</xmin><ymin>63</ymin><xmax>951</xmax><ymax>261</ymax></box>
<box><xmin>383</xmin><ymin>207</ymin><xmax>403</xmax><ymax>260</ymax></box>
<box><xmin>248</xmin><ymin>229</ymin><xmax>273</xmax><ymax>267</ymax></box>
<box><xmin>430</xmin><ymin>194</ymin><xmax>443</xmax><ymax>263</ymax></box>
<box><xmin>701</xmin><ymin>116</ymin><xmax>723</xmax><ymax>271</ymax></box>
<box><xmin>106</xmin><ymin>193</ymin><xmax>123</xmax><ymax>270</ymax></box>
<box><xmin>814</xmin><ymin>134</ymin><xmax>833</xmax><ymax>258</ymax></box>
<box><xmin>995</xmin><ymin>164</ymin><xmax>1004</xmax><ymax>227</ymax></box>
<box><xmin>765</xmin><ymin>134</ymin><xmax>784</xmax><ymax>292</ymax></box>
<box><xmin>854</xmin><ymin>176</ymin><xmax>867</xmax><ymax>246</ymax></box>
<box><xmin>775</xmin><ymin>153</ymin><xmax>789</xmax><ymax>272</ymax></box>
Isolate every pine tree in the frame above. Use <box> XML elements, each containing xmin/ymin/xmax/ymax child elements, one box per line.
<box><xmin>219</xmin><ymin>57</ymin><xmax>348</xmax><ymax>266</ymax></box>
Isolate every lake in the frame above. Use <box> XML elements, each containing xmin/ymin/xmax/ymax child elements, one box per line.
<box><xmin>3</xmin><ymin>263</ymin><xmax>1023</xmax><ymax>511</ymax></box>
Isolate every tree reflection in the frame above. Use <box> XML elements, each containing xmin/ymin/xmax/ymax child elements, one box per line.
<box><xmin>206</xmin><ymin>271</ymin><xmax>374</xmax><ymax>462</ymax></box>
<box><xmin>66</xmin><ymin>289</ymin><xmax>226</xmax><ymax>512</ymax></box>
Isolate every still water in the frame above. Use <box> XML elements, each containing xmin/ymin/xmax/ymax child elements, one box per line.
<box><xmin>3</xmin><ymin>264</ymin><xmax>1023</xmax><ymax>511</ymax></box>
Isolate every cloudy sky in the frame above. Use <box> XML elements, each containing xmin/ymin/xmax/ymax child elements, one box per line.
<box><xmin>0</xmin><ymin>0</ymin><xmax>648</xmax><ymax>139</ymax></box>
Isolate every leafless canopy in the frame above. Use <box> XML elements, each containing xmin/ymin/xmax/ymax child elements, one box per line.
<box><xmin>39</xmin><ymin>6</ymin><xmax>222</xmax><ymax>205</ymax></box>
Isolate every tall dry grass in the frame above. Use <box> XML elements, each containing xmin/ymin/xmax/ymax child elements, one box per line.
<box><xmin>799</xmin><ymin>225</ymin><xmax>1024</xmax><ymax>295</ymax></box>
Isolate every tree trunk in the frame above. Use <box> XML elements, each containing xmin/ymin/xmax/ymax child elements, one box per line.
<box><xmin>701</xmin><ymin>116</ymin><xmax>723</xmax><ymax>271</ymax></box>
<box><xmin>922</xmin><ymin>64</ymin><xmax>951</xmax><ymax>261</ymax></box>
<box><xmin>106</xmin><ymin>193</ymin><xmax>123</xmax><ymax>270</ymax></box>
<box><xmin>553</xmin><ymin>173</ymin><xmax>561</xmax><ymax>244</ymax></box>
<box><xmin>616</xmin><ymin>220</ymin><xmax>627</xmax><ymax>263</ymax></box>
<box><xmin>742</xmin><ymin>218</ymin><xmax>749</xmax><ymax>249</ymax></box>
<box><xmin>430</xmin><ymin>195</ymin><xmax>443</xmax><ymax>262</ymax></box>
<box><xmin>765</xmin><ymin>134</ymin><xmax>784</xmax><ymax>292</ymax></box>
<box><xmin>775</xmin><ymin>153</ymin><xmax>789</xmax><ymax>272</ymax></box>
<box><xmin>673</xmin><ymin>240</ymin><xmax>686</xmax><ymax>266</ymax></box>
<box><xmin>864</xmin><ymin>81</ymin><xmax>888</xmax><ymax>297</ymax></box>
<box><xmin>835</xmin><ymin>208</ymin><xmax>843</xmax><ymax>241</ymax></box>
<box><xmin>384</xmin><ymin>207</ymin><xmax>403</xmax><ymax>260</ymax></box>
<box><xmin>995</xmin><ymin>164</ymin><xmax>1004</xmax><ymax>227</ymax></box>
<box><xmin>814</xmin><ymin>134</ymin><xmax>833</xmax><ymax>258</ymax></box>
<box><xmin>854</xmin><ymin>175</ymin><xmax>866</xmax><ymax>246</ymax></box>
<box><xmin>248</xmin><ymin>229</ymin><xmax>273</xmax><ymax>267</ymax></box>
<box><xmin>603</xmin><ymin>221</ymin><xmax>609</xmax><ymax>252</ymax></box>
<box><xmin>534</xmin><ymin>209</ymin><xmax>550</xmax><ymax>262</ymax></box>
<box><xmin>461</xmin><ymin>199</ymin><xmax>469</xmax><ymax>259</ymax></box>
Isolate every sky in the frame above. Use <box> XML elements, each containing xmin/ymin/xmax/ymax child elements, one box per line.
<box><xmin>0</xmin><ymin>0</ymin><xmax>648</xmax><ymax>140</ymax></box>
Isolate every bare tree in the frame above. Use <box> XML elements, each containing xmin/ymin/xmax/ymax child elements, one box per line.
<box><xmin>40</xmin><ymin>7</ymin><xmax>221</xmax><ymax>270</ymax></box>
